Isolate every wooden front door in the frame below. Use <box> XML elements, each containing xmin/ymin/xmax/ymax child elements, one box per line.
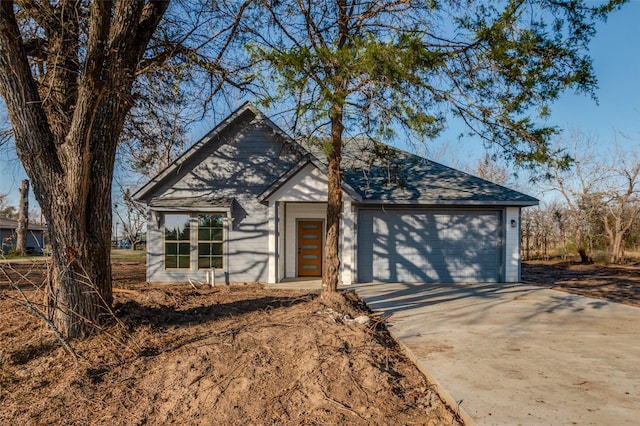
<box><xmin>297</xmin><ymin>220</ymin><xmax>323</xmax><ymax>277</ymax></box>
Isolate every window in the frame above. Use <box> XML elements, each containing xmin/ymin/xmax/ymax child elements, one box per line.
<box><xmin>164</xmin><ymin>214</ymin><xmax>191</xmax><ymax>269</ymax></box>
<box><xmin>198</xmin><ymin>215</ymin><xmax>224</xmax><ymax>269</ymax></box>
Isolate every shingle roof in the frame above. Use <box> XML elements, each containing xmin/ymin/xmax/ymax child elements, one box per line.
<box><xmin>136</xmin><ymin>102</ymin><xmax>538</xmax><ymax>207</ymax></box>
<box><xmin>302</xmin><ymin>138</ymin><xmax>538</xmax><ymax>205</ymax></box>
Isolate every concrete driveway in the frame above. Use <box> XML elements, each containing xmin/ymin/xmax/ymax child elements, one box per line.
<box><xmin>352</xmin><ymin>282</ymin><xmax>640</xmax><ymax>425</ymax></box>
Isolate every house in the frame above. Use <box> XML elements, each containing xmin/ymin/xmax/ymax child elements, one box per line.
<box><xmin>134</xmin><ymin>103</ymin><xmax>538</xmax><ymax>285</ymax></box>
<box><xmin>0</xmin><ymin>217</ymin><xmax>47</xmax><ymax>255</ymax></box>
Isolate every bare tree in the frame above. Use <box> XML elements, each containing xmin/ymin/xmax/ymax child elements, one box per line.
<box><xmin>550</xmin><ymin>202</ymin><xmax>571</xmax><ymax>261</ymax></box>
<box><xmin>114</xmin><ymin>184</ymin><xmax>147</xmax><ymax>251</ymax></box>
<box><xmin>544</xmin><ymin>134</ymin><xmax>640</xmax><ymax>263</ymax></box>
<box><xmin>602</xmin><ymin>147</ymin><xmax>640</xmax><ymax>263</ymax></box>
<box><xmin>547</xmin><ymin>132</ymin><xmax>608</xmax><ymax>263</ymax></box>
<box><xmin>472</xmin><ymin>153</ymin><xmax>511</xmax><ymax>186</ymax></box>
<box><xmin>521</xmin><ymin>204</ymin><xmax>562</xmax><ymax>260</ymax></box>
<box><xmin>117</xmin><ymin>71</ymin><xmax>193</xmax><ymax>177</ymax></box>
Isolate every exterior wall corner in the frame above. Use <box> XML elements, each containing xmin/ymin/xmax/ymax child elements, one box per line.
<box><xmin>267</xmin><ymin>201</ymin><xmax>278</xmax><ymax>284</ymax></box>
<box><xmin>504</xmin><ymin>207</ymin><xmax>522</xmax><ymax>282</ymax></box>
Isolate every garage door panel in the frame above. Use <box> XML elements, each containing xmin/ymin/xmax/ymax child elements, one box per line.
<box><xmin>358</xmin><ymin>210</ymin><xmax>502</xmax><ymax>283</ymax></box>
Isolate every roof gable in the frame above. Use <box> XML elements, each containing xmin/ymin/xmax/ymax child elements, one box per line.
<box><xmin>134</xmin><ymin>102</ymin><xmax>306</xmax><ymax>202</ymax></box>
<box><xmin>259</xmin><ymin>161</ymin><xmax>361</xmax><ymax>203</ymax></box>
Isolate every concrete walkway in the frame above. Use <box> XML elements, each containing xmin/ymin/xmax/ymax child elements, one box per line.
<box><xmin>352</xmin><ymin>282</ymin><xmax>640</xmax><ymax>426</ymax></box>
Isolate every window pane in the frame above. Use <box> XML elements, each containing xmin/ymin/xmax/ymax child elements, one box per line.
<box><xmin>199</xmin><ymin>215</ymin><xmax>220</xmax><ymax>228</ymax></box>
<box><xmin>211</xmin><ymin>229</ymin><xmax>223</xmax><ymax>241</ymax></box>
<box><xmin>178</xmin><ymin>256</ymin><xmax>190</xmax><ymax>269</ymax></box>
<box><xmin>199</xmin><ymin>215</ymin><xmax>223</xmax><ymax>228</ymax></box>
<box><xmin>165</xmin><ymin>256</ymin><xmax>178</xmax><ymax>269</ymax></box>
<box><xmin>165</xmin><ymin>214</ymin><xmax>191</xmax><ymax>269</ymax></box>
<box><xmin>165</xmin><ymin>243</ymin><xmax>177</xmax><ymax>255</ymax></box>
<box><xmin>198</xmin><ymin>228</ymin><xmax>210</xmax><ymax>241</ymax></box>
<box><xmin>165</xmin><ymin>214</ymin><xmax>190</xmax><ymax>240</ymax></box>
<box><xmin>197</xmin><ymin>214</ymin><xmax>224</xmax><ymax>270</ymax></box>
<box><xmin>179</xmin><ymin>225</ymin><xmax>190</xmax><ymax>241</ymax></box>
<box><xmin>198</xmin><ymin>257</ymin><xmax>211</xmax><ymax>269</ymax></box>
<box><xmin>198</xmin><ymin>243</ymin><xmax>211</xmax><ymax>256</ymax></box>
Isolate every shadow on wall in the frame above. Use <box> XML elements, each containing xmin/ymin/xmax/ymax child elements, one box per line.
<box><xmin>358</xmin><ymin>210</ymin><xmax>501</xmax><ymax>283</ymax></box>
<box><xmin>146</xmin><ymin>120</ymin><xmax>306</xmax><ymax>283</ymax></box>
<box><xmin>231</xmin><ymin>200</ymin><xmax>247</xmax><ymax>231</ymax></box>
<box><xmin>163</xmin><ymin>122</ymin><xmax>305</xmax><ymax>200</ymax></box>
<box><xmin>147</xmin><ymin>214</ymin><xmax>270</xmax><ymax>284</ymax></box>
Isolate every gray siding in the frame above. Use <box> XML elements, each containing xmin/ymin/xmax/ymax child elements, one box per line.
<box><xmin>145</xmin><ymin>120</ymin><xmax>303</xmax><ymax>283</ymax></box>
<box><xmin>357</xmin><ymin>209</ymin><xmax>502</xmax><ymax>283</ymax></box>
<box><xmin>1</xmin><ymin>228</ymin><xmax>45</xmax><ymax>254</ymax></box>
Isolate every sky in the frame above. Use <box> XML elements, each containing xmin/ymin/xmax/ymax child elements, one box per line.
<box><xmin>1</xmin><ymin>1</ymin><xmax>639</xmax><ymax>209</ymax></box>
<box><xmin>428</xmin><ymin>1</ymin><xmax>640</xmax><ymax>199</ymax></box>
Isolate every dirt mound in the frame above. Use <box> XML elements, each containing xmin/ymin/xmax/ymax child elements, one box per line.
<box><xmin>0</xmin><ymin>265</ymin><xmax>460</xmax><ymax>425</ymax></box>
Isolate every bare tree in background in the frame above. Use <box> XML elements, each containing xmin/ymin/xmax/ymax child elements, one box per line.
<box><xmin>15</xmin><ymin>179</ymin><xmax>28</xmax><ymax>255</ymax></box>
<box><xmin>521</xmin><ymin>203</ymin><xmax>563</xmax><ymax>260</ymax></box>
<box><xmin>114</xmin><ymin>183</ymin><xmax>147</xmax><ymax>251</ymax></box>
<box><xmin>546</xmin><ymin>132</ymin><xmax>608</xmax><ymax>263</ymax></box>
<box><xmin>602</xmin><ymin>147</ymin><xmax>640</xmax><ymax>263</ymax></box>
<box><xmin>117</xmin><ymin>67</ymin><xmax>194</xmax><ymax>177</ymax></box>
<box><xmin>472</xmin><ymin>153</ymin><xmax>511</xmax><ymax>186</ymax></box>
<box><xmin>0</xmin><ymin>192</ymin><xmax>16</xmax><ymax>218</ymax></box>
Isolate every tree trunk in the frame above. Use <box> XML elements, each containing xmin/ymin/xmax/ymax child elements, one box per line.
<box><xmin>46</xmin><ymin>216</ymin><xmax>113</xmax><ymax>339</ymax></box>
<box><xmin>15</xmin><ymin>179</ymin><xmax>28</xmax><ymax>255</ymax></box>
<box><xmin>0</xmin><ymin>1</ymin><xmax>168</xmax><ymax>339</ymax></box>
<box><xmin>41</xmin><ymin>93</ymin><xmax>129</xmax><ymax>338</ymax></box>
<box><xmin>322</xmin><ymin>104</ymin><xmax>344</xmax><ymax>294</ymax></box>
<box><xmin>609</xmin><ymin>231</ymin><xmax>624</xmax><ymax>264</ymax></box>
<box><xmin>577</xmin><ymin>247</ymin><xmax>592</xmax><ymax>264</ymax></box>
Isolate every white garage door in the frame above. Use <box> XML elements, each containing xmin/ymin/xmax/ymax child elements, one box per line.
<box><xmin>357</xmin><ymin>209</ymin><xmax>502</xmax><ymax>283</ymax></box>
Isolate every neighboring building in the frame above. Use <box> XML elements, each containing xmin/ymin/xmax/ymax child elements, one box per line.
<box><xmin>0</xmin><ymin>217</ymin><xmax>47</xmax><ymax>255</ymax></box>
<box><xmin>134</xmin><ymin>103</ymin><xmax>538</xmax><ymax>285</ymax></box>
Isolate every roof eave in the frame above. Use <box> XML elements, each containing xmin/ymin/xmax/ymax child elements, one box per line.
<box><xmin>356</xmin><ymin>199</ymin><xmax>539</xmax><ymax>207</ymax></box>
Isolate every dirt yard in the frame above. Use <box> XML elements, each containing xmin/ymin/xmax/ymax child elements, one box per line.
<box><xmin>0</xmin><ymin>259</ymin><xmax>460</xmax><ymax>425</ymax></box>
<box><xmin>522</xmin><ymin>260</ymin><xmax>640</xmax><ymax>307</ymax></box>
